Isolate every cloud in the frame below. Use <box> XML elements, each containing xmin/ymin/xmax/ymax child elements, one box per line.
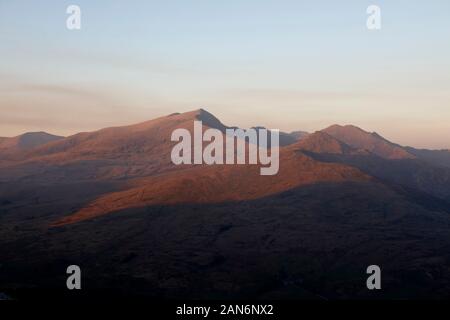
<box><xmin>0</xmin><ymin>78</ymin><xmax>188</xmax><ymax>137</ymax></box>
<box><xmin>2</xmin><ymin>83</ymin><xmax>108</xmax><ymax>102</ymax></box>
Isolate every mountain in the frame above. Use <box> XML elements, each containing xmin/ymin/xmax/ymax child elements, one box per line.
<box><xmin>272</xmin><ymin>128</ymin><xmax>450</xmax><ymax>201</ymax></box>
<box><xmin>52</xmin><ymin>148</ymin><xmax>370</xmax><ymax>226</ymax></box>
<box><xmin>0</xmin><ymin>109</ymin><xmax>227</xmax><ymax>182</ymax></box>
<box><xmin>299</xmin><ymin>128</ymin><xmax>450</xmax><ymax>201</ymax></box>
<box><xmin>0</xmin><ymin>109</ymin><xmax>308</xmax><ymax>184</ymax></box>
<box><xmin>252</xmin><ymin>126</ymin><xmax>304</xmax><ymax>146</ymax></box>
<box><xmin>322</xmin><ymin>125</ymin><xmax>415</xmax><ymax>159</ymax></box>
<box><xmin>288</xmin><ymin>130</ymin><xmax>309</xmax><ymax>141</ymax></box>
<box><xmin>1</xmin><ymin>109</ymin><xmax>450</xmax><ymax>300</ymax></box>
<box><xmin>27</xmin><ymin>109</ymin><xmax>219</xmax><ymax>160</ymax></box>
<box><xmin>28</xmin><ymin>108</ymin><xmax>301</xmax><ymax>163</ymax></box>
<box><xmin>405</xmin><ymin>147</ymin><xmax>450</xmax><ymax>168</ymax></box>
<box><xmin>292</xmin><ymin>131</ymin><xmax>365</xmax><ymax>155</ymax></box>
<box><xmin>0</xmin><ymin>132</ymin><xmax>63</xmax><ymax>156</ymax></box>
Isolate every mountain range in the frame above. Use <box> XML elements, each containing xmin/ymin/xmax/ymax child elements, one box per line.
<box><xmin>1</xmin><ymin>109</ymin><xmax>450</xmax><ymax>300</ymax></box>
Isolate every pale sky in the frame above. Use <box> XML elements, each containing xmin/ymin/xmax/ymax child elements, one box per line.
<box><xmin>1</xmin><ymin>0</ymin><xmax>449</xmax><ymax>149</ymax></box>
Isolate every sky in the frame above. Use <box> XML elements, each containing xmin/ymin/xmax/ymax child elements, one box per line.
<box><xmin>1</xmin><ymin>0</ymin><xmax>449</xmax><ymax>149</ymax></box>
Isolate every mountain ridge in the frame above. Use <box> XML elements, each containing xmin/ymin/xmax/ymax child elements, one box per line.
<box><xmin>322</xmin><ymin>124</ymin><xmax>415</xmax><ymax>159</ymax></box>
<box><xmin>0</xmin><ymin>131</ymin><xmax>63</xmax><ymax>154</ymax></box>
<box><xmin>2</xmin><ymin>109</ymin><xmax>450</xmax><ymax>299</ymax></box>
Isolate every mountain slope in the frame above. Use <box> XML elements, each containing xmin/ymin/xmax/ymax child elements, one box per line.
<box><xmin>0</xmin><ymin>132</ymin><xmax>63</xmax><ymax>155</ymax></box>
<box><xmin>27</xmin><ymin>109</ymin><xmax>219</xmax><ymax>159</ymax></box>
<box><xmin>5</xmin><ymin>179</ymin><xmax>450</xmax><ymax>300</ymax></box>
<box><xmin>52</xmin><ymin>149</ymin><xmax>371</xmax><ymax>226</ymax></box>
<box><xmin>0</xmin><ymin>109</ymin><xmax>228</xmax><ymax>182</ymax></box>
<box><xmin>322</xmin><ymin>125</ymin><xmax>414</xmax><ymax>159</ymax></box>
<box><xmin>303</xmin><ymin>151</ymin><xmax>450</xmax><ymax>201</ymax></box>
<box><xmin>288</xmin><ymin>128</ymin><xmax>450</xmax><ymax>202</ymax></box>
<box><xmin>405</xmin><ymin>147</ymin><xmax>450</xmax><ymax>168</ymax></box>
<box><xmin>291</xmin><ymin>131</ymin><xmax>365</xmax><ymax>155</ymax></box>
<box><xmin>1</xmin><ymin>110</ymin><xmax>450</xmax><ymax>300</ymax></box>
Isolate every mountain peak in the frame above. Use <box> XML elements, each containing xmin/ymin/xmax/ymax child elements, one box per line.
<box><xmin>0</xmin><ymin>131</ymin><xmax>64</xmax><ymax>154</ymax></box>
<box><xmin>192</xmin><ymin>107</ymin><xmax>215</xmax><ymax>118</ymax></box>
<box><xmin>16</xmin><ymin>132</ymin><xmax>64</xmax><ymax>149</ymax></box>
<box><xmin>322</xmin><ymin>124</ymin><xmax>414</xmax><ymax>159</ymax></box>
<box><xmin>325</xmin><ymin>124</ymin><xmax>367</xmax><ymax>133</ymax></box>
<box><xmin>19</xmin><ymin>131</ymin><xmax>61</xmax><ymax>138</ymax></box>
<box><xmin>293</xmin><ymin>131</ymin><xmax>354</xmax><ymax>155</ymax></box>
<box><xmin>182</xmin><ymin>108</ymin><xmax>227</xmax><ymax>131</ymax></box>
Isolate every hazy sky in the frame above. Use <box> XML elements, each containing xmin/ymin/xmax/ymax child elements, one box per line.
<box><xmin>1</xmin><ymin>0</ymin><xmax>449</xmax><ymax>148</ymax></box>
